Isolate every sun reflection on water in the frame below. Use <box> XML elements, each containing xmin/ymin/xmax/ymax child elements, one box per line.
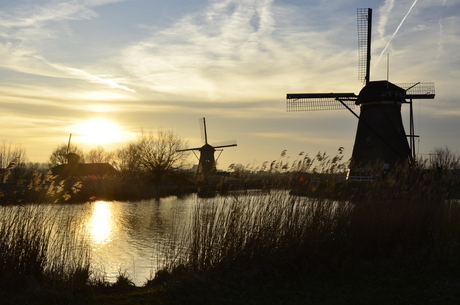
<box><xmin>89</xmin><ymin>201</ymin><xmax>114</xmax><ymax>244</ymax></box>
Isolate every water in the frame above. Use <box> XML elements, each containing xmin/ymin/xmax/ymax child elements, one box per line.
<box><xmin>1</xmin><ymin>190</ymin><xmax>290</xmax><ymax>286</ymax></box>
<box><xmin>83</xmin><ymin>195</ymin><xmax>198</xmax><ymax>285</ymax></box>
<box><xmin>1</xmin><ymin>194</ymin><xmax>199</xmax><ymax>286</ymax></box>
<box><xmin>77</xmin><ymin>191</ymin><xmax>283</xmax><ymax>285</ymax></box>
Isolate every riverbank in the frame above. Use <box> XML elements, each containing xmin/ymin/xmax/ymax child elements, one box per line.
<box><xmin>125</xmin><ymin>262</ymin><xmax>460</xmax><ymax>305</ymax></box>
<box><xmin>4</xmin><ymin>259</ymin><xmax>459</xmax><ymax>304</ymax></box>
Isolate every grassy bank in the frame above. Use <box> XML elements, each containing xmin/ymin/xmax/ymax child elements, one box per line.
<box><xmin>2</xmin><ymin>152</ymin><xmax>460</xmax><ymax>304</ymax></box>
<box><xmin>147</xmin><ymin>162</ymin><xmax>460</xmax><ymax>303</ymax></box>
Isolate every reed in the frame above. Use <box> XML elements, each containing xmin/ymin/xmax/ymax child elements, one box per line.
<box><xmin>0</xmin><ymin>205</ymin><xmax>91</xmax><ymax>296</ymax></box>
<box><xmin>155</xmin><ymin>152</ymin><xmax>460</xmax><ymax>288</ymax></box>
<box><xmin>159</xmin><ymin>192</ymin><xmax>351</xmax><ymax>278</ymax></box>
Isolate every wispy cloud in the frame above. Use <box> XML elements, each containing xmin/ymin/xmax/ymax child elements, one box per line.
<box><xmin>0</xmin><ymin>0</ymin><xmax>132</xmax><ymax>91</ymax></box>
<box><xmin>437</xmin><ymin>21</ymin><xmax>444</xmax><ymax>59</ymax></box>
<box><xmin>0</xmin><ymin>0</ymin><xmax>126</xmax><ymax>27</ymax></box>
<box><xmin>377</xmin><ymin>0</ymin><xmax>419</xmax><ymax>64</ymax></box>
<box><xmin>64</xmin><ymin>67</ymin><xmax>136</xmax><ymax>92</ymax></box>
<box><xmin>377</xmin><ymin>0</ymin><xmax>395</xmax><ymax>39</ymax></box>
<box><xmin>118</xmin><ymin>0</ymin><xmax>357</xmax><ymax>101</ymax></box>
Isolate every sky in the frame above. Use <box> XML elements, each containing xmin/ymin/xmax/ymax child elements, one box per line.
<box><xmin>1</xmin><ymin>0</ymin><xmax>459</xmax><ymax>170</ymax></box>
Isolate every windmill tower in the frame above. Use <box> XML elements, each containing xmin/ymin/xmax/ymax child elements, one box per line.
<box><xmin>286</xmin><ymin>8</ymin><xmax>435</xmax><ymax>178</ymax></box>
<box><xmin>176</xmin><ymin>118</ymin><xmax>237</xmax><ymax>176</ymax></box>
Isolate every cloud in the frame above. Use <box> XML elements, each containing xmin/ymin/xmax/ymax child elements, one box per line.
<box><xmin>1</xmin><ymin>3</ymin><xmax>94</xmax><ymax>27</ymax></box>
<box><xmin>118</xmin><ymin>0</ymin><xmax>358</xmax><ymax>101</ymax></box>
<box><xmin>64</xmin><ymin>67</ymin><xmax>136</xmax><ymax>92</ymax></box>
<box><xmin>0</xmin><ymin>0</ymin><xmax>134</xmax><ymax>92</ymax></box>
<box><xmin>0</xmin><ymin>0</ymin><xmax>127</xmax><ymax>27</ymax></box>
<box><xmin>377</xmin><ymin>0</ymin><xmax>395</xmax><ymax>38</ymax></box>
<box><xmin>1</xmin><ymin>0</ymin><xmax>361</xmax><ymax>102</ymax></box>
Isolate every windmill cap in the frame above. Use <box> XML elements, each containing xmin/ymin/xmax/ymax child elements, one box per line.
<box><xmin>357</xmin><ymin>80</ymin><xmax>406</xmax><ymax>105</ymax></box>
<box><xmin>66</xmin><ymin>153</ymin><xmax>80</xmax><ymax>165</ymax></box>
<box><xmin>200</xmin><ymin>143</ymin><xmax>215</xmax><ymax>151</ymax></box>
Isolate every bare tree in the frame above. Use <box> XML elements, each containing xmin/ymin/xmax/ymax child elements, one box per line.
<box><xmin>49</xmin><ymin>144</ymin><xmax>85</xmax><ymax>166</ymax></box>
<box><xmin>113</xmin><ymin>143</ymin><xmax>143</xmax><ymax>176</ymax></box>
<box><xmin>86</xmin><ymin>146</ymin><xmax>114</xmax><ymax>164</ymax></box>
<box><xmin>117</xmin><ymin>129</ymin><xmax>189</xmax><ymax>182</ymax></box>
<box><xmin>430</xmin><ymin>146</ymin><xmax>460</xmax><ymax>170</ymax></box>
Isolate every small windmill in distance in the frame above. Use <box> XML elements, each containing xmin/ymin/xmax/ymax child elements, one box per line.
<box><xmin>286</xmin><ymin>8</ymin><xmax>435</xmax><ymax>178</ymax></box>
<box><xmin>65</xmin><ymin>133</ymin><xmax>80</xmax><ymax>165</ymax></box>
<box><xmin>176</xmin><ymin>117</ymin><xmax>237</xmax><ymax>176</ymax></box>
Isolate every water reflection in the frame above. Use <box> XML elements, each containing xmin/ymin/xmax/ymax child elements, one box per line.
<box><xmin>0</xmin><ymin>195</ymin><xmax>198</xmax><ymax>286</ymax></box>
<box><xmin>83</xmin><ymin>195</ymin><xmax>196</xmax><ymax>285</ymax></box>
<box><xmin>89</xmin><ymin>201</ymin><xmax>114</xmax><ymax>244</ymax></box>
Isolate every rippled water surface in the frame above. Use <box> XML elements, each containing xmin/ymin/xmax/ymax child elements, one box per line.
<box><xmin>11</xmin><ymin>194</ymin><xmax>197</xmax><ymax>285</ymax></box>
<box><xmin>82</xmin><ymin>195</ymin><xmax>199</xmax><ymax>285</ymax></box>
<box><xmin>2</xmin><ymin>190</ymin><xmax>289</xmax><ymax>286</ymax></box>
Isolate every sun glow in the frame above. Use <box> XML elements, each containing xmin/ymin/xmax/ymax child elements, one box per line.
<box><xmin>89</xmin><ymin>201</ymin><xmax>114</xmax><ymax>244</ymax></box>
<box><xmin>73</xmin><ymin>118</ymin><xmax>123</xmax><ymax>144</ymax></box>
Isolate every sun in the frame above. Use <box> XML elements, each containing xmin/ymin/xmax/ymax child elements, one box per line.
<box><xmin>74</xmin><ymin>119</ymin><xmax>123</xmax><ymax>144</ymax></box>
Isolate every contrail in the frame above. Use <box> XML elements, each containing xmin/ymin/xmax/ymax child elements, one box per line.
<box><xmin>377</xmin><ymin>0</ymin><xmax>419</xmax><ymax>63</ymax></box>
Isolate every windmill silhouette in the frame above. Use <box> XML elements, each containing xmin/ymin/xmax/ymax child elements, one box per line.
<box><xmin>65</xmin><ymin>133</ymin><xmax>80</xmax><ymax>165</ymax></box>
<box><xmin>286</xmin><ymin>8</ymin><xmax>435</xmax><ymax>177</ymax></box>
<box><xmin>177</xmin><ymin>117</ymin><xmax>237</xmax><ymax>176</ymax></box>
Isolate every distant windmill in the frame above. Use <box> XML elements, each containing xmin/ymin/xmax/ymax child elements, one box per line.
<box><xmin>63</xmin><ymin>133</ymin><xmax>80</xmax><ymax>165</ymax></box>
<box><xmin>286</xmin><ymin>8</ymin><xmax>435</xmax><ymax>177</ymax></box>
<box><xmin>177</xmin><ymin>118</ymin><xmax>237</xmax><ymax>176</ymax></box>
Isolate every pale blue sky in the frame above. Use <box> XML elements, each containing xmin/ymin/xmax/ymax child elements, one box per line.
<box><xmin>1</xmin><ymin>0</ymin><xmax>459</xmax><ymax>169</ymax></box>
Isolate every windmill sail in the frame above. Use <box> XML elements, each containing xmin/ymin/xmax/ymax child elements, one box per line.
<box><xmin>396</xmin><ymin>82</ymin><xmax>435</xmax><ymax>99</ymax></box>
<box><xmin>286</xmin><ymin>93</ymin><xmax>357</xmax><ymax>112</ymax></box>
<box><xmin>357</xmin><ymin>8</ymin><xmax>372</xmax><ymax>85</ymax></box>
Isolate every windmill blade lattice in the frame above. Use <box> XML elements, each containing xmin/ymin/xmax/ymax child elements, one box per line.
<box><xmin>286</xmin><ymin>93</ymin><xmax>357</xmax><ymax>112</ymax></box>
<box><xmin>396</xmin><ymin>82</ymin><xmax>435</xmax><ymax>99</ymax></box>
<box><xmin>357</xmin><ymin>8</ymin><xmax>372</xmax><ymax>84</ymax></box>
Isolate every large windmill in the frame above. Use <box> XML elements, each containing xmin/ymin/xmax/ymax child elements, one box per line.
<box><xmin>286</xmin><ymin>8</ymin><xmax>435</xmax><ymax>177</ymax></box>
<box><xmin>177</xmin><ymin>118</ymin><xmax>237</xmax><ymax>176</ymax></box>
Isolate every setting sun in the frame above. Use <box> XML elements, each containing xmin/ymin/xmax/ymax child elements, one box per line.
<box><xmin>73</xmin><ymin>119</ymin><xmax>123</xmax><ymax>144</ymax></box>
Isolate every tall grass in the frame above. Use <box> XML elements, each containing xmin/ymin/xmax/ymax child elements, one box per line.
<box><xmin>157</xmin><ymin>193</ymin><xmax>352</xmax><ymax>279</ymax></box>
<box><xmin>155</xmin><ymin>154</ymin><xmax>460</xmax><ymax>286</ymax></box>
<box><xmin>183</xmin><ymin>193</ymin><xmax>352</xmax><ymax>273</ymax></box>
<box><xmin>0</xmin><ymin>205</ymin><xmax>91</xmax><ymax>296</ymax></box>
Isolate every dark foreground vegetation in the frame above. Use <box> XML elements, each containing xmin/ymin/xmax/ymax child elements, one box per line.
<box><xmin>1</xmin><ymin>148</ymin><xmax>460</xmax><ymax>304</ymax></box>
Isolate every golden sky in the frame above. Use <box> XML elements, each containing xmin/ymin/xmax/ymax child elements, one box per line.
<box><xmin>1</xmin><ymin>0</ymin><xmax>459</xmax><ymax>169</ymax></box>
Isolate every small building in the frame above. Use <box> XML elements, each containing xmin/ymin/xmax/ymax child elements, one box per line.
<box><xmin>50</xmin><ymin>153</ymin><xmax>118</xmax><ymax>179</ymax></box>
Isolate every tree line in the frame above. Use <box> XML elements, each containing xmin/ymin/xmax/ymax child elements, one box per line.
<box><xmin>1</xmin><ymin>129</ymin><xmax>191</xmax><ymax>184</ymax></box>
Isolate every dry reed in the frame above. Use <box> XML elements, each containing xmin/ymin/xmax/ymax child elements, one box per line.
<box><xmin>0</xmin><ymin>205</ymin><xmax>91</xmax><ymax>294</ymax></box>
<box><xmin>155</xmin><ymin>151</ymin><xmax>460</xmax><ymax>284</ymax></box>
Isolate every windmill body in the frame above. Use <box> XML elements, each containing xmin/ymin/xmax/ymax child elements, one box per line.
<box><xmin>197</xmin><ymin>143</ymin><xmax>217</xmax><ymax>175</ymax></box>
<box><xmin>350</xmin><ymin>80</ymin><xmax>411</xmax><ymax>174</ymax></box>
<box><xmin>286</xmin><ymin>8</ymin><xmax>435</xmax><ymax>178</ymax></box>
<box><xmin>177</xmin><ymin>118</ymin><xmax>236</xmax><ymax>176</ymax></box>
